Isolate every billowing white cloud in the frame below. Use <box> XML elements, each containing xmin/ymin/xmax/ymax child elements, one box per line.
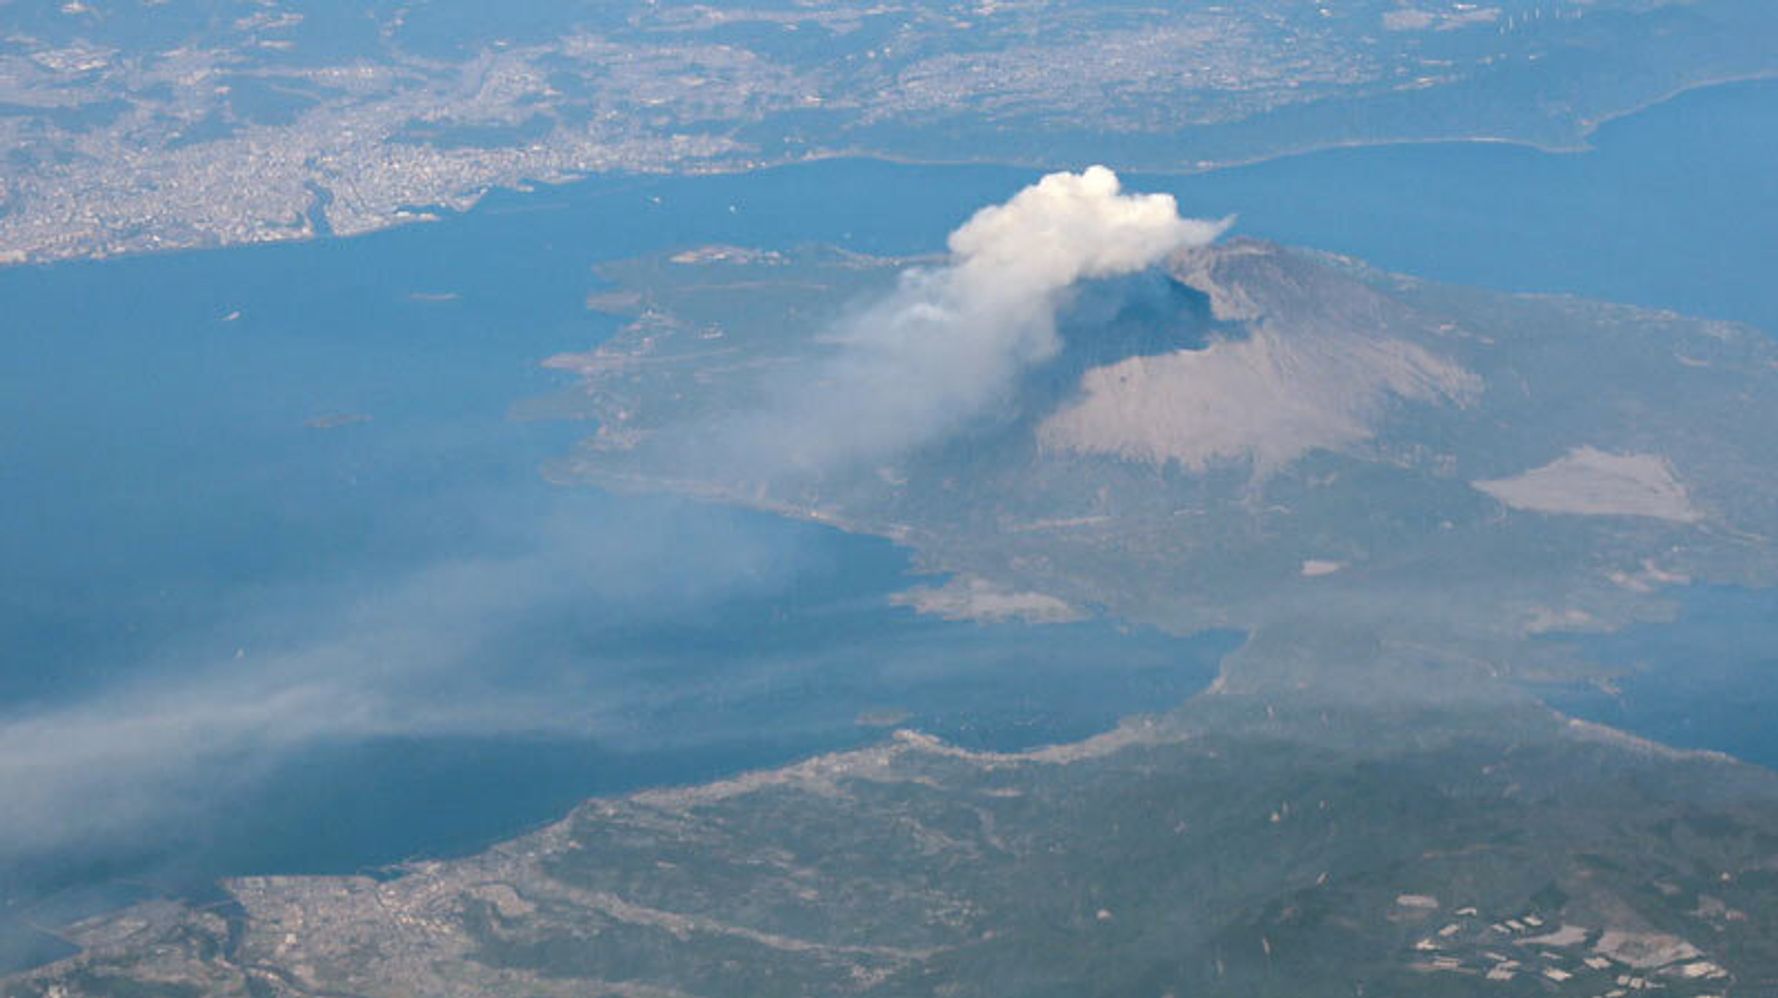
<box><xmin>946</xmin><ymin>165</ymin><xmax>1224</xmax><ymax>291</ymax></box>
<box><xmin>722</xmin><ymin>166</ymin><xmax>1227</xmax><ymax>476</ymax></box>
<box><xmin>1038</xmin><ymin>321</ymin><xmax>1478</xmax><ymax>473</ymax></box>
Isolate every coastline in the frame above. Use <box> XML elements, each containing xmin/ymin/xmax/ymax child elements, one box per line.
<box><xmin>7</xmin><ymin>73</ymin><xmax>1777</xmax><ymax>271</ymax></box>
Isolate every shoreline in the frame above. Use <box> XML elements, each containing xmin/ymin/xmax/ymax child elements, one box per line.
<box><xmin>6</xmin><ymin>73</ymin><xmax>1776</xmax><ymax>272</ymax></box>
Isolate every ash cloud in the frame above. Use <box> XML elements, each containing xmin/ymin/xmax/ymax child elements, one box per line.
<box><xmin>0</xmin><ymin>496</ymin><xmax>810</xmax><ymax>865</ymax></box>
<box><xmin>717</xmin><ymin>166</ymin><xmax>1228</xmax><ymax>477</ymax></box>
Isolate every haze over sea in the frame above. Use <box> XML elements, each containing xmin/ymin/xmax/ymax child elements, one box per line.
<box><xmin>1</xmin><ymin>78</ymin><xmax>1773</xmax><ymax>948</ymax></box>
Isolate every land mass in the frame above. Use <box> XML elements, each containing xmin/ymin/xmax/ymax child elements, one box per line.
<box><xmin>3</xmin><ymin>0</ymin><xmax>1776</xmax><ymax>264</ymax></box>
<box><xmin>7</xmin><ymin>634</ymin><xmax>1777</xmax><ymax>997</ymax></box>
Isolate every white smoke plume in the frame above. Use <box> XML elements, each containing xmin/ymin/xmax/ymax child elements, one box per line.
<box><xmin>724</xmin><ymin>166</ymin><xmax>1228</xmax><ymax>476</ymax></box>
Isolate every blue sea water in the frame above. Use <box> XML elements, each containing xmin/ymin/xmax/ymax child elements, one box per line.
<box><xmin>0</xmin><ymin>149</ymin><xmax>1231</xmax><ymax>940</ymax></box>
<box><xmin>1151</xmin><ymin>77</ymin><xmax>1778</xmax><ymax>333</ymax></box>
<box><xmin>2</xmin><ymin>77</ymin><xmax>1775</xmax><ymax>959</ymax></box>
<box><xmin>1539</xmin><ymin>587</ymin><xmax>1778</xmax><ymax>771</ymax></box>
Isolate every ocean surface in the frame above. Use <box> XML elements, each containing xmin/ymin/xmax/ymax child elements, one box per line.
<box><xmin>0</xmin><ymin>184</ymin><xmax>1236</xmax><ymax>941</ymax></box>
<box><xmin>1154</xmin><ymin>77</ymin><xmax>1778</xmax><ymax>333</ymax></box>
<box><xmin>1539</xmin><ymin>586</ymin><xmax>1778</xmax><ymax>771</ymax></box>
<box><xmin>1</xmin><ymin>77</ymin><xmax>1774</xmax><ymax>965</ymax></box>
